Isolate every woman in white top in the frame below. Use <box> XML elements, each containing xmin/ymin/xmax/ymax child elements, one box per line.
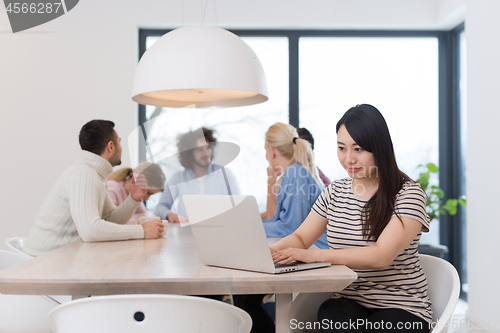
<box><xmin>271</xmin><ymin>104</ymin><xmax>432</xmax><ymax>333</ymax></box>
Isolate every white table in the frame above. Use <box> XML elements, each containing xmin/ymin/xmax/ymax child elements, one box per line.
<box><xmin>0</xmin><ymin>225</ymin><xmax>357</xmax><ymax>333</ymax></box>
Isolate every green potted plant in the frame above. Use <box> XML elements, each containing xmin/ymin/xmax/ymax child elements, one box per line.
<box><xmin>415</xmin><ymin>163</ymin><xmax>466</xmax><ymax>258</ymax></box>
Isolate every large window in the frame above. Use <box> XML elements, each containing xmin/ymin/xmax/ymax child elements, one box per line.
<box><xmin>138</xmin><ymin>28</ymin><xmax>465</xmax><ymax>294</ymax></box>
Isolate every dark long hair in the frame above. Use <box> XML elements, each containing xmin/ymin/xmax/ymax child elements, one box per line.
<box><xmin>336</xmin><ymin>104</ymin><xmax>411</xmax><ymax>241</ymax></box>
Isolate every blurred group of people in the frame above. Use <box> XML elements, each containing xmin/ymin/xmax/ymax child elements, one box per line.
<box><xmin>24</xmin><ymin>119</ymin><xmax>329</xmax><ymax>257</ymax></box>
<box><xmin>106</xmin><ymin>124</ymin><xmax>331</xmax><ymax>234</ymax></box>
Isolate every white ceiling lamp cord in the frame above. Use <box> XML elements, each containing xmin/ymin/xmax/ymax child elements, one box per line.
<box><xmin>201</xmin><ymin>0</ymin><xmax>209</xmax><ymax>26</ymax></box>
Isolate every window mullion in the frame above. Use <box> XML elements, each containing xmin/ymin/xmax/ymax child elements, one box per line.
<box><xmin>289</xmin><ymin>33</ymin><xmax>299</xmax><ymax>127</ymax></box>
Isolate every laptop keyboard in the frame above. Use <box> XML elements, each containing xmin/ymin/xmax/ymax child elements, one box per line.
<box><xmin>275</xmin><ymin>262</ymin><xmax>299</xmax><ymax>269</ymax></box>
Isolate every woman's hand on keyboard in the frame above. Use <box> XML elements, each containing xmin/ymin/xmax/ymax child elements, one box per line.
<box><xmin>272</xmin><ymin>248</ymin><xmax>323</xmax><ymax>264</ymax></box>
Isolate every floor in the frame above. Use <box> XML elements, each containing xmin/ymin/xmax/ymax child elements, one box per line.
<box><xmin>448</xmin><ymin>299</ymin><xmax>488</xmax><ymax>333</ymax></box>
<box><xmin>449</xmin><ymin>299</ymin><xmax>469</xmax><ymax>332</ymax></box>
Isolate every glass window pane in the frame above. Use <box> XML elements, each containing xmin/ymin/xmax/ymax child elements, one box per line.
<box><xmin>299</xmin><ymin>37</ymin><xmax>439</xmax><ymax>244</ymax></box>
<box><xmin>146</xmin><ymin>36</ymin><xmax>160</xmax><ymax>50</ymax></box>
<box><xmin>143</xmin><ymin>36</ymin><xmax>289</xmax><ymax>212</ymax></box>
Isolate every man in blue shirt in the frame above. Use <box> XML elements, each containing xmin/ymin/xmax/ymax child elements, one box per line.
<box><xmin>155</xmin><ymin>128</ymin><xmax>239</xmax><ymax>222</ymax></box>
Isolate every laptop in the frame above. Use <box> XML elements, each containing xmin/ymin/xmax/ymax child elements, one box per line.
<box><xmin>182</xmin><ymin>195</ymin><xmax>331</xmax><ymax>274</ymax></box>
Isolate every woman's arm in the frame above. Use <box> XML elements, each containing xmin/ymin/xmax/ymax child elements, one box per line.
<box><xmin>270</xmin><ymin>211</ymin><xmax>328</xmax><ymax>252</ymax></box>
<box><xmin>68</xmin><ymin>171</ymin><xmax>144</xmax><ymax>242</ymax></box>
<box><xmin>260</xmin><ymin>166</ymin><xmax>278</xmax><ymax>219</ymax></box>
<box><xmin>273</xmin><ymin>216</ymin><xmax>423</xmax><ymax>270</ymax></box>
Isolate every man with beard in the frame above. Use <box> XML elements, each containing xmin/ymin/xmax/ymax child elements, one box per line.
<box><xmin>155</xmin><ymin>127</ymin><xmax>240</xmax><ymax>223</ymax></box>
<box><xmin>25</xmin><ymin>120</ymin><xmax>164</xmax><ymax>256</ymax></box>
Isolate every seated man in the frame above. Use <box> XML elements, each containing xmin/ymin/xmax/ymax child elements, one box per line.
<box><xmin>155</xmin><ymin>127</ymin><xmax>239</xmax><ymax>222</ymax></box>
<box><xmin>25</xmin><ymin>120</ymin><xmax>164</xmax><ymax>256</ymax></box>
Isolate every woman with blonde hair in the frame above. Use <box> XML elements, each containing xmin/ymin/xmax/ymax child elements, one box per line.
<box><xmin>261</xmin><ymin>122</ymin><xmax>328</xmax><ymax>249</ymax></box>
<box><xmin>107</xmin><ymin>162</ymin><xmax>165</xmax><ymax>225</ymax></box>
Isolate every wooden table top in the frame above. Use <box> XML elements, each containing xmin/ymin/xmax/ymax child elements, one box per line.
<box><xmin>0</xmin><ymin>225</ymin><xmax>357</xmax><ymax>296</ymax></box>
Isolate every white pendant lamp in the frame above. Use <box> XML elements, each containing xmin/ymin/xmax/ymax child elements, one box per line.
<box><xmin>132</xmin><ymin>26</ymin><xmax>269</xmax><ymax>108</ymax></box>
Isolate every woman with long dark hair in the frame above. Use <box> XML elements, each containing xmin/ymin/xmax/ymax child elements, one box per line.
<box><xmin>271</xmin><ymin>104</ymin><xmax>432</xmax><ymax>333</ymax></box>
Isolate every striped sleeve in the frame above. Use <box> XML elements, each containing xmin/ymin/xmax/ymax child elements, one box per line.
<box><xmin>312</xmin><ymin>183</ymin><xmax>332</xmax><ymax>220</ymax></box>
<box><xmin>393</xmin><ymin>182</ymin><xmax>430</xmax><ymax>232</ymax></box>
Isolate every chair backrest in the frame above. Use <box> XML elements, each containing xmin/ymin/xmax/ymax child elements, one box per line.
<box><xmin>5</xmin><ymin>237</ymin><xmax>33</xmax><ymax>257</ymax></box>
<box><xmin>0</xmin><ymin>249</ymin><xmax>31</xmax><ymax>270</ymax></box>
<box><xmin>48</xmin><ymin>294</ymin><xmax>252</xmax><ymax>333</ymax></box>
<box><xmin>419</xmin><ymin>254</ymin><xmax>461</xmax><ymax>333</ymax></box>
<box><xmin>0</xmin><ymin>250</ymin><xmax>58</xmax><ymax>333</ymax></box>
<box><xmin>0</xmin><ymin>294</ymin><xmax>60</xmax><ymax>333</ymax></box>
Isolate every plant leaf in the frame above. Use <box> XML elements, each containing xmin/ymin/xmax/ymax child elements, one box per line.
<box><xmin>420</xmin><ymin>173</ymin><xmax>430</xmax><ymax>185</ymax></box>
<box><xmin>443</xmin><ymin>199</ymin><xmax>458</xmax><ymax>215</ymax></box>
<box><xmin>430</xmin><ymin>187</ymin><xmax>445</xmax><ymax>199</ymax></box>
<box><xmin>446</xmin><ymin>199</ymin><xmax>458</xmax><ymax>206</ymax></box>
<box><xmin>426</xmin><ymin>163</ymin><xmax>438</xmax><ymax>173</ymax></box>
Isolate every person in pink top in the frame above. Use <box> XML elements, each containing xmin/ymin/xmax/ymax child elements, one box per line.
<box><xmin>107</xmin><ymin>162</ymin><xmax>165</xmax><ymax>225</ymax></box>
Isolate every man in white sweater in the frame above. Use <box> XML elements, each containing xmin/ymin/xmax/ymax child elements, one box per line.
<box><xmin>25</xmin><ymin>120</ymin><xmax>164</xmax><ymax>256</ymax></box>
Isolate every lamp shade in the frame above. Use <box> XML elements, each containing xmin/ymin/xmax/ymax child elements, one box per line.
<box><xmin>132</xmin><ymin>26</ymin><xmax>269</xmax><ymax>108</ymax></box>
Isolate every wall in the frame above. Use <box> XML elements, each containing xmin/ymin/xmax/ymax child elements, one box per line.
<box><xmin>437</xmin><ymin>0</ymin><xmax>466</xmax><ymax>29</ymax></box>
<box><xmin>0</xmin><ymin>1</ymin><xmax>463</xmax><ymax>245</ymax></box>
<box><xmin>465</xmin><ymin>0</ymin><xmax>500</xmax><ymax>330</ymax></box>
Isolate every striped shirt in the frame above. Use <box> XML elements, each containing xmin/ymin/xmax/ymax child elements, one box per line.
<box><xmin>312</xmin><ymin>177</ymin><xmax>432</xmax><ymax>322</ymax></box>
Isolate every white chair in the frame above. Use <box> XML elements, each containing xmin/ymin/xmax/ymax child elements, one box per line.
<box><xmin>0</xmin><ymin>250</ymin><xmax>59</xmax><ymax>333</ymax></box>
<box><xmin>5</xmin><ymin>237</ymin><xmax>33</xmax><ymax>257</ymax></box>
<box><xmin>288</xmin><ymin>254</ymin><xmax>460</xmax><ymax>333</ymax></box>
<box><xmin>0</xmin><ymin>249</ymin><xmax>32</xmax><ymax>270</ymax></box>
<box><xmin>419</xmin><ymin>254</ymin><xmax>461</xmax><ymax>333</ymax></box>
<box><xmin>48</xmin><ymin>294</ymin><xmax>252</xmax><ymax>333</ymax></box>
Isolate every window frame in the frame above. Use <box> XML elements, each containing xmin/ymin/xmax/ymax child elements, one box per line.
<box><xmin>439</xmin><ymin>22</ymin><xmax>466</xmax><ymax>299</ymax></box>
